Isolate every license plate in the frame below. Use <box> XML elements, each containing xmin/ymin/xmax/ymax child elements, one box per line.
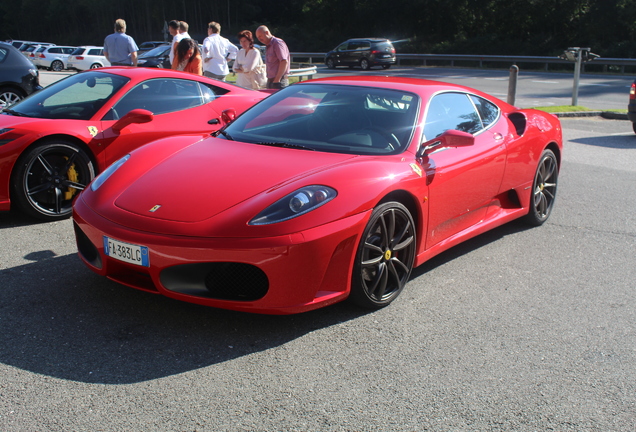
<box><xmin>103</xmin><ymin>236</ymin><xmax>149</xmax><ymax>267</ymax></box>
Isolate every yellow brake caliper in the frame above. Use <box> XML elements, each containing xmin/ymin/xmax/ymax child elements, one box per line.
<box><xmin>64</xmin><ymin>159</ymin><xmax>79</xmax><ymax>201</ymax></box>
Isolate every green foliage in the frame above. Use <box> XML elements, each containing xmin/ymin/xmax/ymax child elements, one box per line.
<box><xmin>1</xmin><ymin>0</ymin><xmax>635</xmax><ymax>57</ymax></box>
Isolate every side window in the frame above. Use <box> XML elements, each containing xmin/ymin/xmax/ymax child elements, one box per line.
<box><xmin>470</xmin><ymin>95</ymin><xmax>499</xmax><ymax>128</ymax></box>
<box><xmin>199</xmin><ymin>82</ymin><xmax>229</xmax><ymax>102</ymax></box>
<box><xmin>337</xmin><ymin>43</ymin><xmax>349</xmax><ymax>51</ymax></box>
<box><xmin>88</xmin><ymin>49</ymin><xmax>101</xmax><ymax>56</ymax></box>
<box><xmin>424</xmin><ymin>92</ymin><xmax>482</xmax><ymax>139</ymax></box>
<box><xmin>359</xmin><ymin>42</ymin><xmax>371</xmax><ymax>50</ymax></box>
<box><xmin>107</xmin><ymin>79</ymin><xmax>205</xmax><ymax>120</ymax></box>
<box><xmin>0</xmin><ymin>48</ymin><xmax>7</xmax><ymax>63</ymax></box>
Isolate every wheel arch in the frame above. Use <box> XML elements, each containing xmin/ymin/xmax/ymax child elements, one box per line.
<box><xmin>545</xmin><ymin>141</ymin><xmax>561</xmax><ymax>168</ymax></box>
<box><xmin>377</xmin><ymin>189</ymin><xmax>423</xmax><ymax>246</ymax></box>
<box><xmin>0</xmin><ymin>85</ymin><xmax>27</xmax><ymax>98</ymax></box>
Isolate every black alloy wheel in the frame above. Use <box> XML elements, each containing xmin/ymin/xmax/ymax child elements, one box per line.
<box><xmin>524</xmin><ymin>149</ymin><xmax>558</xmax><ymax>226</ymax></box>
<box><xmin>360</xmin><ymin>58</ymin><xmax>370</xmax><ymax>70</ymax></box>
<box><xmin>90</xmin><ymin>63</ymin><xmax>101</xmax><ymax>69</ymax></box>
<box><xmin>50</xmin><ymin>60</ymin><xmax>64</xmax><ymax>71</ymax></box>
<box><xmin>12</xmin><ymin>140</ymin><xmax>95</xmax><ymax>221</ymax></box>
<box><xmin>326</xmin><ymin>57</ymin><xmax>335</xmax><ymax>69</ymax></box>
<box><xmin>350</xmin><ymin>202</ymin><xmax>416</xmax><ymax>308</ymax></box>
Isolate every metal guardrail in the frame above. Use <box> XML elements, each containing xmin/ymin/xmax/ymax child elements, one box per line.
<box><xmin>288</xmin><ymin>65</ymin><xmax>317</xmax><ymax>81</ymax></box>
<box><xmin>290</xmin><ymin>52</ymin><xmax>636</xmax><ymax>73</ymax></box>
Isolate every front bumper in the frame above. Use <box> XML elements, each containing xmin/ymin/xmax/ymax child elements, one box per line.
<box><xmin>73</xmin><ymin>197</ymin><xmax>370</xmax><ymax>314</ymax></box>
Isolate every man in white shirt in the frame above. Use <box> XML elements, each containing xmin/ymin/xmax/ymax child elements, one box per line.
<box><xmin>202</xmin><ymin>21</ymin><xmax>238</xmax><ymax>81</ymax></box>
<box><xmin>168</xmin><ymin>20</ymin><xmax>191</xmax><ymax>65</ymax></box>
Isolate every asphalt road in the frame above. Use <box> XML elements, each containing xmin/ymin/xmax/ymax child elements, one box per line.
<box><xmin>1</xmin><ymin>114</ymin><xmax>635</xmax><ymax>429</ymax></box>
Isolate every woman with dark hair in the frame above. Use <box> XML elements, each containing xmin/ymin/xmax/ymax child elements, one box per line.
<box><xmin>171</xmin><ymin>38</ymin><xmax>202</xmax><ymax>75</ymax></box>
<box><xmin>233</xmin><ymin>30</ymin><xmax>266</xmax><ymax>89</ymax></box>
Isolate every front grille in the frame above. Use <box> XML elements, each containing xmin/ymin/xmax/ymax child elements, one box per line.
<box><xmin>204</xmin><ymin>263</ymin><xmax>268</xmax><ymax>301</ymax></box>
<box><xmin>160</xmin><ymin>262</ymin><xmax>269</xmax><ymax>302</ymax></box>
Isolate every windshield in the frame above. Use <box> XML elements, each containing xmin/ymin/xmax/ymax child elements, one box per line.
<box><xmin>224</xmin><ymin>84</ymin><xmax>418</xmax><ymax>155</ymax></box>
<box><xmin>140</xmin><ymin>45</ymin><xmax>170</xmax><ymax>58</ymax></box>
<box><xmin>6</xmin><ymin>71</ymin><xmax>129</xmax><ymax>120</ymax></box>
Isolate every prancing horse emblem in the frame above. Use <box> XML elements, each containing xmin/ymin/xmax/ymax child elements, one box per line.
<box><xmin>149</xmin><ymin>205</ymin><xmax>161</xmax><ymax>212</ymax></box>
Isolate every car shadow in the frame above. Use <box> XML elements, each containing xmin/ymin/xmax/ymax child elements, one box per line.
<box><xmin>568</xmin><ymin>134</ymin><xmax>636</xmax><ymax>149</ymax></box>
<box><xmin>0</xmin><ymin>209</ymin><xmax>52</xmax><ymax>229</ymax></box>
<box><xmin>0</xmin><ymin>252</ymin><xmax>370</xmax><ymax>385</ymax></box>
<box><xmin>409</xmin><ymin>219</ymin><xmax>533</xmax><ymax>279</ymax></box>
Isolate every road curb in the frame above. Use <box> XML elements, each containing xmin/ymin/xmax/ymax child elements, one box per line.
<box><xmin>552</xmin><ymin>111</ymin><xmax>628</xmax><ymax>120</ymax></box>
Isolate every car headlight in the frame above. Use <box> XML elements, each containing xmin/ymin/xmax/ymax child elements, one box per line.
<box><xmin>90</xmin><ymin>154</ymin><xmax>130</xmax><ymax>191</ymax></box>
<box><xmin>249</xmin><ymin>185</ymin><xmax>337</xmax><ymax>225</ymax></box>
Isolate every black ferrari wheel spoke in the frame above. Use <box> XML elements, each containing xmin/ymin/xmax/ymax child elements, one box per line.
<box><xmin>36</xmin><ymin>155</ymin><xmax>55</xmax><ymax>175</ymax></box>
<box><xmin>63</xmin><ymin>180</ymin><xmax>87</xmax><ymax>191</ymax></box>
<box><xmin>62</xmin><ymin>152</ymin><xmax>78</xmax><ymax>171</ymax></box>
<box><xmin>27</xmin><ymin>182</ymin><xmax>52</xmax><ymax>196</ymax></box>
<box><xmin>54</xmin><ymin>187</ymin><xmax>62</xmax><ymax>214</ymax></box>
<box><xmin>369</xmin><ymin>262</ymin><xmax>388</xmax><ymax>299</ymax></box>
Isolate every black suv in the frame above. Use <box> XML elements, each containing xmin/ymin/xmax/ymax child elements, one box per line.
<box><xmin>325</xmin><ymin>38</ymin><xmax>396</xmax><ymax>70</ymax></box>
<box><xmin>628</xmin><ymin>79</ymin><xmax>636</xmax><ymax>133</ymax></box>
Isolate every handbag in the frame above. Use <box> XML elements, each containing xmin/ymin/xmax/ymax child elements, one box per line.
<box><xmin>254</xmin><ymin>56</ymin><xmax>268</xmax><ymax>89</ymax></box>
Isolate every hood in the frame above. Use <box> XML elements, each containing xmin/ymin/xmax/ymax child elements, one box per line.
<box><xmin>113</xmin><ymin>138</ymin><xmax>356</xmax><ymax>224</ymax></box>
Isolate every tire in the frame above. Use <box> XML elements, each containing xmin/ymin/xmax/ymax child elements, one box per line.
<box><xmin>360</xmin><ymin>58</ymin><xmax>370</xmax><ymax>70</ymax></box>
<box><xmin>632</xmin><ymin>122</ymin><xmax>636</xmax><ymax>134</ymax></box>
<box><xmin>382</xmin><ymin>64</ymin><xmax>391</xmax><ymax>69</ymax></box>
<box><xmin>50</xmin><ymin>60</ymin><xmax>64</xmax><ymax>72</ymax></box>
<box><xmin>0</xmin><ymin>87</ymin><xmax>24</xmax><ymax>109</ymax></box>
<box><xmin>11</xmin><ymin>140</ymin><xmax>95</xmax><ymax>221</ymax></box>
<box><xmin>524</xmin><ymin>149</ymin><xmax>558</xmax><ymax>226</ymax></box>
<box><xmin>349</xmin><ymin>202</ymin><xmax>416</xmax><ymax>309</ymax></box>
<box><xmin>90</xmin><ymin>63</ymin><xmax>102</xmax><ymax>69</ymax></box>
<box><xmin>326</xmin><ymin>57</ymin><xmax>335</xmax><ymax>69</ymax></box>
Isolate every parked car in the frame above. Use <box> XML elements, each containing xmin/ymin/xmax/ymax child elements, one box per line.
<box><xmin>73</xmin><ymin>75</ymin><xmax>563</xmax><ymax>314</ymax></box>
<box><xmin>0</xmin><ymin>42</ymin><xmax>42</xmax><ymax>109</ymax></box>
<box><xmin>67</xmin><ymin>46</ymin><xmax>110</xmax><ymax>71</ymax></box>
<box><xmin>628</xmin><ymin>79</ymin><xmax>636</xmax><ymax>133</ymax></box>
<box><xmin>32</xmin><ymin>45</ymin><xmax>76</xmax><ymax>71</ymax></box>
<box><xmin>325</xmin><ymin>38</ymin><xmax>396</xmax><ymax>70</ymax></box>
<box><xmin>138</xmin><ymin>41</ymin><xmax>169</xmax><ymax>52</ymax></box>
<box><xmin>137</xmin><ymin>45</ymin><xmax>171</xmax><ymax>68</ymax></box>
<box><xmin>7</xmin><ymin>40</ymin><xmax>54</xmax><ymax>53</ymax></box>
<box><xmin>0</xmin><ymin>67</ymin><xmax>268</xmax><ymax>220</ymax></box>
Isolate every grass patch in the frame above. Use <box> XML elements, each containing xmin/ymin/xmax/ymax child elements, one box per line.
<box><xmin>531</xmin><ymin>105</ymin><xmax>593</xmax><ymax>113</ymax></box>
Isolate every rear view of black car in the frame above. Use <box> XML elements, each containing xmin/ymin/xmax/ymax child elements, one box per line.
<box><xmin>0</xmin><ymin>42</ymin><xmax>42</xmax><ymax>109</ymax></box>
<box><xmin>628</xmin><ymin>79</ymin><xmax>636</xmax><ymax>133</ymax></box>
<box><xmin>136</xmin><ymin>44</ymin><xmax>171</xmax><ymax>68</ymax></box>
<box><xmin>325</xmin><ymin>38</ymin><xmax>396</xmax><ymax>70</ymax></box>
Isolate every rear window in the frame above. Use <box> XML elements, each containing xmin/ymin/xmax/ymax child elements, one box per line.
<box><xmin>374</xmin><ymin>42</ymin><xmax>394</xmax><ymax>51</ymax></box>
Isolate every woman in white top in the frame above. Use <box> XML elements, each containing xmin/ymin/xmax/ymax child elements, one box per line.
<box><xmin>233</xmin><ymin>30</ymin><xmax>264</xmax><ymax>90</ymax></box>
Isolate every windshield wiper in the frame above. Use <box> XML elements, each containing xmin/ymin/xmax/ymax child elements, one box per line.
<box><xmin>2</xmin><ymin>108</ymin><xmax>29</xmax><ymax>117</ymax></box>
<box><xmin>213</xmin><ymin>130</ymin><xmax>234</xmax><ymax>140</ymax></box>
<box><xmin>256</xmin><ymin>142</ymin><xmax>315</xmax><ymax>151</ymax></box>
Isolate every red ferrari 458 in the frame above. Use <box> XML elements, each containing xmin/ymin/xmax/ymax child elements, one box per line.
<box><xmin>0</xmin><ymin>67</ymin><xmax>267</xmax><ymax>220</ymax></box>
<box><xmin>73</xmin><ymin>76</ymin><xmax>563</xmax><ymax>314</ymax></box>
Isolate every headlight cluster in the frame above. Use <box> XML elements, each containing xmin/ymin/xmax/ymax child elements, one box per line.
<box><xmin>249</xmin><ymin>185</ymin><xmax>337</xmax><ymax>225</ymax></box>
<box><xmin>90</xmin><ymin>154</ymin><xmax>130</xmax><ymax>191</ymax></box>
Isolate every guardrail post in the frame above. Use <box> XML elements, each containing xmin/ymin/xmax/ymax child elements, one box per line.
<box><xmin>507</xmin><ymin>65</ymin><xmax>519</xmax><ymax>105</ymax></box>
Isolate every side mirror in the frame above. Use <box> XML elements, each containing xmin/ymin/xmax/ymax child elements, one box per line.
<box><xmin>112</xmin><ymin>109</ymin><xmax>154</xmax><ymax>133</ymax></box>
<box><xmin>221</xmin><ymin>109</ymin><xmax>236</xmax><ymax>124</ymax></box>
<box><xmin>417</xmin><ymin>129</ymin><xmax>475</xmax><ymax>158</ymax></box>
